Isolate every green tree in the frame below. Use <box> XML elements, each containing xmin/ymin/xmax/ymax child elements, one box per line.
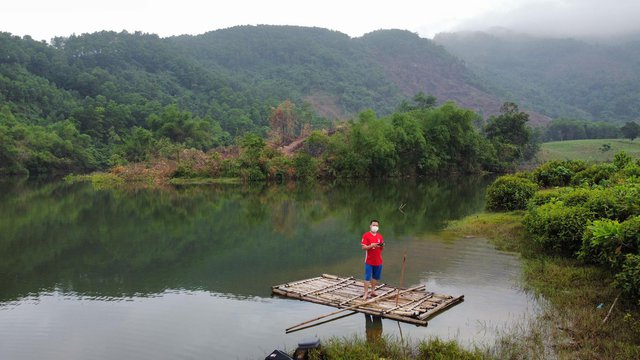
<box><xmin>484</xmin><ymin>102</ymin><xmax>536</xmax><ymax>166</ymax></box>
<box><xmin>412</xmin><ymin>91</ymin><xmax>437</xmax><ymax>110</ymax></box>
<box><xmin>390</xmin><ymin>113</ymin><xmax>427</xmax><ymax>175</ymax></box>
<box><xmin>620</xmin><ymin>121</ymin><xmax>640</xmax><ymax>141</ymax></box>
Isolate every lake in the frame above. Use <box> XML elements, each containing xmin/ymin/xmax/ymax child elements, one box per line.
<box><xmin>0</xmin><ymin>176</ymin><xmax>538</xmax><ymax>359</ymax></box>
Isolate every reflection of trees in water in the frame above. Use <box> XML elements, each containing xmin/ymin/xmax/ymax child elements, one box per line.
<box><xmin>328</xmin><ymin>175</ymin><xmax>493</xmax><ymax>236</ymax></box>
<box><xmin>0</xmin><ymin>177</ymin><xmax>491</xmax><ymax>302</ymax></box>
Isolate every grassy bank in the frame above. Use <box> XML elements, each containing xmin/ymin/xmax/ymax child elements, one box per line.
<box><xmin>538</xmin><ymin>139</ymin><xmax>640</xmax><ymax>163</ymax></box>
<box><xmin>306</xmin><ymin>336</ymin><xmax>486</xmax><ymax>360</ymax></box>
<box><xmin>445</xmin><ymin>212</ymin><xmax>640</xmax><ymax>360</ymax></box>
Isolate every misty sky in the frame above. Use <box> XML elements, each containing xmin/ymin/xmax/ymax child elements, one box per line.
<box><xmin>2</xmin><ymin>0</ymin><xmax>640</xmax><ymax>42</ymax></box>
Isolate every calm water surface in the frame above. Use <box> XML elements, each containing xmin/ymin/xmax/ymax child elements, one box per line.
<box><xmin>0</xmin><ymin>177</ymin><xmax>538</xmax><ymax>359</ymax></box>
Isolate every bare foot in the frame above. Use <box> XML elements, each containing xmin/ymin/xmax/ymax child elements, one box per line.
<box><xmin>362</xmin><ymin>294</ymin><xmax>368</xmax><ymax>300</ymax></box>
<box><xmin>370</xmin><ymin>292</ymin><xmax>378</xmax><ymax>297</ymax></box>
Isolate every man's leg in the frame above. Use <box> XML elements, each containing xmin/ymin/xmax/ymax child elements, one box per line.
<box><xmin>363</xmin><ymin>264</ymin><xmax>372</xmax><ymax>300</ymax></box>
<box><xmin>363</xmin><ymin>280</ymin><xmax>370</xmax><ymax>300</ymax></box>
<box><xmin>371</xmin><ymin>265</ymin><xmax>382</xmax><ymax>296</ymax></box>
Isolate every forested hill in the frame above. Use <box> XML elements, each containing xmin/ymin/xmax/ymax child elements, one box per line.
<box><xmin>6</xmin><ymin>25</ymin><xmax>640</xmax><ymax>176</ymax></box>
<box><xmin>1</xmin><ymin>25</ymin><xmax>543</xmax><ymax>134</ymax></box>
<box><xmin>168</xmin><ymin>26</ymin><xmax>516</xmax><ymax>122</ymax></box>
<box><xmin>434</xmin><ymin>30</ymin><xmax>640</xmax><ymax>122</ymax></box>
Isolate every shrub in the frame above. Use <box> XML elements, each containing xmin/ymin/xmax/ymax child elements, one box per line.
<box><xmin>614</xmin><ymin>151</ymin><xmax>633</xmax><ymax>170</ymax></box>
<box><xmin>486</xmin><ymin>175</ymin><xmax>538</xmax><ymax>211</ymax></box>
<box><xmin>614</xmin><ymin>254</ymin><xmax>640</xmax><ymax>303</ymax></box>
<box><xmin>533</xmin><ymin>160</ymin><xmax>574</xmax><ymax>187</ymax></box>
<box><xmin>523</xmin><ymin>202</ymin><xmax>594</xmax><ymax>255</ymax></box>
<box><xmin>219</xmin><ymin>158</ymin><xmax>241</xmax><ymax>178</ymax></box>
<box><xmin>239</xmin><ymin>166</ymin><xmax>266</xmax><ymax>181</ymax></box>
<box><xmin>623</xmin><ymin>163</ymin><xmax>640</xmax><ymax>178</ymax></box>
<box><xmin>583</xmin><ymin>188</ymin><xmax>624</xmax><ymax>220</ymax></box>
<box><xmin>612</xmin><ymin>184</ymin><xmax>640</xmax><ymax>220</ymax></box>
<box><xmin>171</xmin><ymin>149</ymin><xmax>217</xmax><ymax>179</ymax></box>
<box><xmin>559</xmin><ymin>187</ymin><xmax>592</xmax><ymax>207</ymax></box>
<box><xmin>578</xmin><ymin>219</ymin><xmax>623</xmax><ymax>268</ymax></box>
<box><xmin>572</xmin><ymin>163</ymin><xmax>618</xmax><ymax>186</ymax></box>
<box><xmin>528</xmin><ymin>189</ymin><xmax>564</xmax><ymax>208</ymax></box>
<box><xmin>620</xmin><ymin>215</ymin><xmax>640</xmax><ymax>251</ymax></box>
<box><xmin>292</xmin><ymin>153</ymin><xmax>319</xmax><ymax>181</ymax></box>
<box><xmin>266</xmin><ymin>156</ymin><xmax>293</xmax><ymax>181</ymax></box>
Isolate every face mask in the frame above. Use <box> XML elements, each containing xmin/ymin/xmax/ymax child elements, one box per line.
<box><xmin>370</xmin><ymin>226</ymin><xmax>379</xmax><ymax>233</ymax></box>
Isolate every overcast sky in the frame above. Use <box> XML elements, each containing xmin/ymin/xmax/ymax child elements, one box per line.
<box><xmin>2</xmin><ymin>0</ymin><xmax>640</xmax><ymax>42</ymax></box>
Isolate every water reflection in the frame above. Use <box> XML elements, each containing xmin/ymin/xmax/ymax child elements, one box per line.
<box><xmin>364</xmin><ymin>314</ymin><xmax>383</xmax><ymax>343</ymax></box>
<box><xmin>0</xmin><ymin>176</ymin><xmax>492</xmax><ymax>303</ymax></box>
<box><xmin>0</xmin><ymin>176</ymin><xmax>541</xmax><ymax>360</ymax></box>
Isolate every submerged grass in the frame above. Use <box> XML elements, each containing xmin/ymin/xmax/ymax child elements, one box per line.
<box><xmin>443</xmin><ymin>211</ymin><xmax>527</xmax><ymax>253</ymax></box>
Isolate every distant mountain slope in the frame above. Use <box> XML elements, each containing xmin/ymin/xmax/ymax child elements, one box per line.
<box><xmin>169</xmin><ymin>26</ymin><xmax>549</xmax><ymax>123</ymax></box>
<box><xmin>434</xmin><ymin>30</ymin><xmax>640</xmax><ymax>122</ymax></box>
<box><xmin>167</xmin><ymin>25</ymin><xmax>405</xmax><ymax>118</ymax></box>
<box><xmin>356</xmin><ymin>30</ymin><xmax>549</xmax><ymax>124</ymax></box>
<box><xmin>2</xmin><ymin>25</ymin><xmax>558</xmax><ymax>137</ymax></box>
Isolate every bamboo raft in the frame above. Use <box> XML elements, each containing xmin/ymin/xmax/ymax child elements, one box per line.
<box><xmin>272</xmin><ymin>274</ymin><xmax>464</xmax><ymax>328</ymax></box>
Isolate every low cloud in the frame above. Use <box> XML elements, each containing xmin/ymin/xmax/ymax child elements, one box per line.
<box><xmin>454</xmin><ymin>0</ymin><xmax>640</xmax><ymax>38</ymax></box>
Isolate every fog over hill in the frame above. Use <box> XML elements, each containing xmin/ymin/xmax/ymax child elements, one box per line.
<box><xmin>434</xmin><ymin>29</ymin><xmax>640</xmax><ymax>122</ymax></box>
<box><xmin>452</xmin><ymin>0</ymin><xmax>640</xmax><ymax>40</ymax></box>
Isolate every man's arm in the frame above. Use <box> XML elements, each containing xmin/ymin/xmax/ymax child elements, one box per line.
<box><xmin>361</xmin><ymin>238</ymin><xmax>377</xmax><ymax>250</ymax></box>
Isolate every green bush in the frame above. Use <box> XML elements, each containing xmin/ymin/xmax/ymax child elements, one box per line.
<box><xmin>623</xmin><ymin>163</ymin><xmax>640</xmax><ymax>178</ymax></box>
<box><xmin>219</xmin><ymin>158</ymin><xmax>241</xmax><ymax>178</ymax></box>
<box><xmin>486</xmin><ymin>175</ymin><xmax>538</xmax><ymax>211</ymax></box>
<box><xmin>528</xmin><ymin>189</ymin><xmax>564</xmax><ymax>208</ymax></box>
<box><xmin>612</xmin><ymin>184</ymin><xmax>640</xmax><ymax>220</ymax></box>
<box><xmin>572</xmin><ymin>163</ymin><xmax>618</xmax><ymax>186</ymax></box>
<box><xmin>559</xmin><ymin>186</ymin><xmax>637</xmax><ymax>221</ymax></box>
<box><xmin>239</xmin><ymin>166</ymin><xmax>266</xmax><ymax>181</ymax></box>
<box><xmin>620</xmin><ymin>215</ymin><xmax>640</xmax><ymax>251</ymax></box>
<box><xmin>614</xmin><ymin>254</ymin><xmax>640</xmax><ymax>303</ymax></box>
<box><xmin>523</xmin><ymin>202</ymin><xmax>594</xmax><ymax>255</ymax></box>
<box><xmin>559</xmin><ymin>187</ymin><xmax>592</xmax><ymax>207</ymax></box>
<box><xmin>580</xmin><ymin>216</ymin><xmax>640</xmax><ymax>270</ymax></box>
<box><xmin>533</xmin><ymin>160</ymin><xmax>577</xmax><ymax>187</ymax></box>
<box><xmin>583</xmin><ymin>188</ymin><xmax>624</xmax><ymax>220</ymax></box>
<box><xmin>613</xmin><ymin>151</ymin><xmax>633</xmax><ymax>170</ymax></box>
<box><xmin>578</xmin><ymin>219</ymin><xmax>623</xmax><ymax>268</ymax></box>
<box><xmin>266</xmin><ymin>156</ymin><xmax>293</xmax><ymax>181</ymax></box>
<box><xmin>292</xmin><ymin>153</ymin><xmax>319</xmax><ymax>181</ymax></box>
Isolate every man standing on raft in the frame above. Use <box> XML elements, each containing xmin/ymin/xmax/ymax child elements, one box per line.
<box><xmin>361</xmin><ymin>219</ymin><xmax>384</xmax><ymax>300</ymax></box>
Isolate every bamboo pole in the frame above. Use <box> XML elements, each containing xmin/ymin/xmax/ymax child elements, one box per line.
<box><xmin>395</xmin><ymin>251</ymin><xmax>407</xmax><ymax>306</ymax></box>
<box><xmin>285</xmin><ymin>311</ymin><xmax>359</xmax><ymax>334</ymax></box>
<box><xmin>299</xmin><ymin>277</ymin><xmax>353</xmax><ymax>297</ymax></box>
<box><xmin>285</xmin><ymin>284</ymin><xmax>425</xmax><ymax>332</ymax></box>
<box><xmin>338</xmin><ymin>283</ymin><xmax>386</xmax><ymax>306</ymax></box>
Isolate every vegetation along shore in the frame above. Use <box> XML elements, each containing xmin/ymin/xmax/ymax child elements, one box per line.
<box><xmin>300</xmin><ymin>153</ymin><xmax>640</xmax><ymax>359</ymax></box>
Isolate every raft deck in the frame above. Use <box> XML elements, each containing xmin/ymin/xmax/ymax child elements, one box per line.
<box><xmin>272</xmin><ymin>274</ymin><xmax>464</xmax><ymax>327</ymax></box>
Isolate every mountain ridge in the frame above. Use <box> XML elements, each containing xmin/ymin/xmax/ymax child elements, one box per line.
<box><xmin>3</xmin><ymin>24</ymin><xmax>639</xmax><ymax>137</ymax></box>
